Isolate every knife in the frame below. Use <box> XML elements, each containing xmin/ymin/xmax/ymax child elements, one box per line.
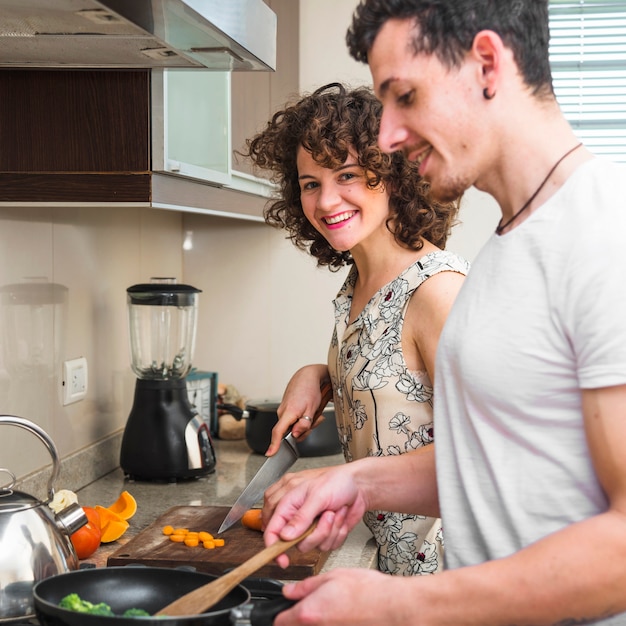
<box><xmin>218</xmin><ymin>381</ymin><xmax>333</xmax><ymax>534</ymax></box>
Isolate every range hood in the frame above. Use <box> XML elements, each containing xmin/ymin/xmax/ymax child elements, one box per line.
<box><xmin>0</xmin><ymin>0</ymin><xmax>276</xmax><ymax>70</ymax></box>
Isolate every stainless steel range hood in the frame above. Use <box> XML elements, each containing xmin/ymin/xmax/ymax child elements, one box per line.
<box><xmin>0</xmin><ymin>0</ymin><xmax>276</xmax><ymax>70</ymax></box>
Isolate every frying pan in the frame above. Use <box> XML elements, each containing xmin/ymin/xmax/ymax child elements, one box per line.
<box><xmin>33</xmin><ymin>567</ymin><xmax>292</xmax><ymax>626</ymax></box>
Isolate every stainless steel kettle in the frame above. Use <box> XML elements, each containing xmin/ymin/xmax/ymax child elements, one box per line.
<box><xmin>0</xmin><ymin>415</ymin><xmax>88</xmax><ymax>622</ymax></box>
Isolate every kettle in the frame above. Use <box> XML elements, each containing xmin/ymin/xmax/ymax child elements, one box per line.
<box><xmin>0</xmin><ymin>416</ymin><xmax>88</xmax><ymax>622</ymax></box>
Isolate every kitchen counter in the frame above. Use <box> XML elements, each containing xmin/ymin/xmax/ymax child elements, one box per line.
<box><xmin>76</xmin><ymin>439</ymin><xmax>377</xmax><ymax>576</ymax></box>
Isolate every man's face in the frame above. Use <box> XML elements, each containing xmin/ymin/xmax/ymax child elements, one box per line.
<box><xmin>368</xmin><ymin>18</ymin><xmax>482</xmax><ymax>202</ymax></box>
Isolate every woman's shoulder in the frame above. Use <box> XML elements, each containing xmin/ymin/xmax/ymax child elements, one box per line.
<box><xmin>407</xmin><ymin>249</ymin><xmax>470</xmax><ymax>279</ymax></box>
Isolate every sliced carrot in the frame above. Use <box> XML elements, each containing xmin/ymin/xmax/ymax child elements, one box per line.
<box><xmin>241</xmin><ymin>509</ymin><xmax>263</xmax><ymax>532</ymax></box>
<box><xmin>161</xmin><ymin>522</ymin><xmax>225</xmax><ymax>548</ymax></box>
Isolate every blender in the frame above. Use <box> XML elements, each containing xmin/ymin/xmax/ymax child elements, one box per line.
<box><xmin>120</xmin><ymin>280</ymin><xmax>216</xmax><ymax>481</ymax></box>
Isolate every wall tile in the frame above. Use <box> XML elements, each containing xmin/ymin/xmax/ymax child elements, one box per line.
<box><xmin>0</xmin><ymin>205</ymin><xmax>183</xmax><ymax>482</ymax></box>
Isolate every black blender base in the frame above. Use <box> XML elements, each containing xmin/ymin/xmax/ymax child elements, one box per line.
<box><xmin>123</xmin><ymin>466</ymin><xmax>216</xmax><ymax>483</ymax></box>
<box><xmin>120</xmin><ymin>378</ymin><xmax>217</xmax><ymax>481</ymax></box>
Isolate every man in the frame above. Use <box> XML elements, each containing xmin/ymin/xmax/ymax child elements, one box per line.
<box><xmin>264</xmin><ymin>1</ymin><xmax>626</xmax><ymax>624</ymax></box>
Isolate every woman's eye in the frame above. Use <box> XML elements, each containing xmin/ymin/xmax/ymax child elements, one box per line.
<box><xmin>339</xmin><ymin>172</ymin><xmax>357</xmax><ymax>181</ymax></box>
<box><xmin>301</xmin><ymin>181</ymin><xmax>318</xmax><ymax>191</ymax></box>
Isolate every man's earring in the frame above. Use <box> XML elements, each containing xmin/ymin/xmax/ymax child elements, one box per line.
<box><xmin>483</xmin><ymin>88</ymin><xmax>495</xmax><ymax>100</ymax></box>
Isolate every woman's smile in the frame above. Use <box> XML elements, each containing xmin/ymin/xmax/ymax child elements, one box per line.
<box><xmin>323</xmin><ymin>210</ymin><xmax>358</xmax><ymax>228</ymax></box>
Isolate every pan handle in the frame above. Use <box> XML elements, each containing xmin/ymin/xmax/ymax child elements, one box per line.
<box><xmin>217</xmin><ymin>404</ymin><xmax>249</xmax><ymax>420</ymax></box>
<box><xmin>231</xmin><ymin>597</ymin><xmax>297</xmax><ymax>626</ymax></box>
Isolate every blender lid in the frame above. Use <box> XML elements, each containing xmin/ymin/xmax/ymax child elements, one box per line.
<box><xmin>127</xmin><ymin>283</ymin><xmax>202</xmax><ymax>307</ymax></box>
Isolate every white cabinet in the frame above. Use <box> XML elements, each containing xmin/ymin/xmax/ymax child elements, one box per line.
<box><xmin>166</xmin><ymin>70</ymin><xmax>230</xmax><ymax>182</ymax></box>
<box><xmin>151</xmin><ymin>0</ymin><xmax>298</xmax><ymax>207</ymax></box>
<box><xmin>153</xmin><ymin>68</ymin><xmax>272</xmax><ymax>198</ymax></box>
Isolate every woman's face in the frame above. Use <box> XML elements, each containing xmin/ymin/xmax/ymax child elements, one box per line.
<box><xmin>296</xmin><ymin>145</ymin><xmax>392</xmax><ymax>253</ymax></box>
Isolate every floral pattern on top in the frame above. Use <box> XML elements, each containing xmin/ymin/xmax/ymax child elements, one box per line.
<box><xmin>328</xmin><ymin>250</ymin><xmax>469</xmax><ymax>576</ymax></box>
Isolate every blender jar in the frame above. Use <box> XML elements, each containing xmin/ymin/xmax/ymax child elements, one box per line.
<box><xmin>127</xmin><ymin>283</ymin><xmax>200</xmax><ymax>380</ymax></box>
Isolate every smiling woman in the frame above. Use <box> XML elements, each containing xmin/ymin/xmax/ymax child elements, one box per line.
<box><xmin>240</xmin><ymin>82</ymin><xmax>469</xmax><ymax>576</ymax></box>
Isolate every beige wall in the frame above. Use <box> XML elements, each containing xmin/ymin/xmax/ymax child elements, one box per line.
<box><xmin>183</xmin><ymin>214</ymin><xmax>341</xmax><ymax>400</ymax></box>
<box><xmin>0</xmin><ymin>205</ymin><xmax>183</xmax><ymax>479</ymax></box>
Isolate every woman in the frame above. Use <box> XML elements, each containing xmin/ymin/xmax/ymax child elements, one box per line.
<box><xmin>244</xmin><ymin>83</ymin><xmax>468</xmax><ymax>575</ymax></box>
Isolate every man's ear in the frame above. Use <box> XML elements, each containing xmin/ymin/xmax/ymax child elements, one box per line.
<box><xmin>472</xmin><ymin>30</ymin><xmax>503</xmax><ymax>97</ymax></box>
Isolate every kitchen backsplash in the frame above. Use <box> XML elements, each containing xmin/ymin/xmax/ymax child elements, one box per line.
<box><xmin>0</xmin><ymin>203</ymin><xmax>339</xmax><ymax>485</ymax></box>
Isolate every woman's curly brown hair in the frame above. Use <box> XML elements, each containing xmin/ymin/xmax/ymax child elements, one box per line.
<box><xmin>242</xmin><ymin>82</ymin><xmax>460</xmax><ymax>270</ymax></box>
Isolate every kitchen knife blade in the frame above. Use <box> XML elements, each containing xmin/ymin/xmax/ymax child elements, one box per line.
<box><xmin>218</xmin><ymin>381</ymin><xmax>334</xmax><ymax>534</ymax></box>
<box><xmin>218</xmin><ymin>433</ymin><xmax>299</xmax><ymax>534</ymax></box>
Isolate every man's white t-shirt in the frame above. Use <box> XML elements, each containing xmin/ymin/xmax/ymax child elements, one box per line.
<box><xmin>435</xmin><ymin>158</ymin><xmax>626</xmax><ymax>623</ymax></box>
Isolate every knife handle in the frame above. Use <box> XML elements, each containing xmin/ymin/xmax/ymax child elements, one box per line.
<box><xmin>310</xmin><ymin>380</ymin><xmax>334</xmax><ymax>428</ymax></box>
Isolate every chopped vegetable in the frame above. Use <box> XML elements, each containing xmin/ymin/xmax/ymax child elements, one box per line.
<box><xmin>70</xmin><ymin>507</ymin><xmax>101</xmax><ymax>560</ymax></box>
<box><xmin>107</xmin><ymin>490</ymin><xmax>137</xmax><ymax>520</ymax></box>
<box><xmin>162</xmin><ymin>525</ymin><xmax>225</xmax><ymax>549</ymax></box>
<box><xmin>58</xmin><ymin>594</ymin><xmax>148</xmax><ymax>618</ymax></box>
<box><xmin>123</xmin><ymin>608</ymin><xmax>150</xmax><ymax>617</ymax></box>
<box><xmin>58</xmin><ymin>594</ymin><xmax>114</xmax><ymax>616</ymax></box>
<box><xmin>95</xmin><ymin>505</ymin><xmax>130</xmax><ymax>543</ymax></box>
<box><xmin>241</xmin><ymin>508</ymin><xmax>263</xmax><ymax>532</ymax></box>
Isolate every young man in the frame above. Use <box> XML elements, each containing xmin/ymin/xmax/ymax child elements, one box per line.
<box><xmin>263</xmin><ymin>1</ymin><xmax>626</xmax><ymax>625</ymax></box>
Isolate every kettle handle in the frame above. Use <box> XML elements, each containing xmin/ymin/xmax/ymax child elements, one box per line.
<box><xmin>0</xmin><ymin>415</ymin><xmax>60</xmax><ymax>502</ymax></box>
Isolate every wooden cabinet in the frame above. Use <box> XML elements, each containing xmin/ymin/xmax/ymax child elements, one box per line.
<box><xmin>0</xmin><ymin>0</ymin><xmax>297</xmax><ymax>213</ymax></box>
<box><xmin>231</xmin><ymin>0</ymin><xmax>299</xmax><ymax>177</ymax></box>
<box><xmin>0</xmin><ymin>70</ymin><xmax>151</xmax><ymax>203</ymax></box>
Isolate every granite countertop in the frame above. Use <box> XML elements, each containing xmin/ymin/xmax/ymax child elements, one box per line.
<box><xmin>76</xmin><ymin>439</ymin><xmax>376</xmax><ymax>575</ymax></box>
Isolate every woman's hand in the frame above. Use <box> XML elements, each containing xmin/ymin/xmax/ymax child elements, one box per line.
<box><xmin>266</xmin><ymin>364</ymin><xmax>331</xmax><ymax>456</ymax></box>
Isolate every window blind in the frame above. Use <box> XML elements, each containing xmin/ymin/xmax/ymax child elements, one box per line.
<box><xmin>549</xmin><ymin>1</ymin><xmax>626</xmax><ymax>163</ymax></box>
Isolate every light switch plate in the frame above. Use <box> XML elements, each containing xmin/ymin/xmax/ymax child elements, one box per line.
<box><xmin>63</xmin><ymin>357</ymin><xmax>88</xmax><ymax>405</ymax></box>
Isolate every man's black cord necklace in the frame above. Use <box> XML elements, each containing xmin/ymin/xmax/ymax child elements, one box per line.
<box><xmin>495</xmin><ymin>142</ymin><xmax>583</xmax><ymax>235</ymax></box>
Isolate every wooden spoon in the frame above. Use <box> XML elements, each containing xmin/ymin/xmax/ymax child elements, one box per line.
<box><xmin>154</xmin><ymin>522</ymin><xmax>317</xmax><ymax>617</ymax></box>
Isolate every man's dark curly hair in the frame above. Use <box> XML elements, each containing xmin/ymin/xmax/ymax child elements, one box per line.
<box><xmin>242</xmin><ymin>82</ymin><xmax>460</xmax><ymax>270</ymax></box>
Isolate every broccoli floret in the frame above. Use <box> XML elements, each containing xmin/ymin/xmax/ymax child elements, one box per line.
<box><xmin>58</xmin><ymin>594</ymin><xmax>113</xmax><ymax>616</ymax></box>
<box><xmin>87</xmin><ymin>603</ymin><xmax>115</xmax><ymax>616</ymax></box>
<box><xmin>123</xmin><ymin>608</ymin><xmax>150</xmax><ymax>617</ymax></box>
<box><xmin>59</xmin><ymin>593</ymin><xmax>147</xmax><ymax>618</ymax></box>
<box><xmin>58</xmin><ymin>593</ymin><xmax>94</xmax><ymax>613</ymax></box>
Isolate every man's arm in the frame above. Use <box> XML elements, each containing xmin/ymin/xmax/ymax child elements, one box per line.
<box><xmin>264</xmin><ymin>443</ymin><xmax>439</xmax><ymax>563</ymax></box>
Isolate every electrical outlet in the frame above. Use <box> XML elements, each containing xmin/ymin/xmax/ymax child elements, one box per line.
<box><xmin>63</xmin><ymin>357</ymin><xmax>88</xmax><ymax>405</ymax></box>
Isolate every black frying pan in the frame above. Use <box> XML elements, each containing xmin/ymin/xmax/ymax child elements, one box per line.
<box><xmin>33</xmin><ymin>567</ymin><xmax>292</xmax><ymax>626</ymax></box>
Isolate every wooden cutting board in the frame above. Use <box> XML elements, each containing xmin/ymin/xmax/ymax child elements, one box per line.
<box><xmin>107</xmin><ymin>505</ymin><xmax>330</xmax><ymax>580</ymax></box>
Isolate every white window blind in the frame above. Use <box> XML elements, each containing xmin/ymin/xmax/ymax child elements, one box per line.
<box><xmin>549</xmin><ymin>1</ymin><xmax>626</xmax><ymax>163</ymax></box>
